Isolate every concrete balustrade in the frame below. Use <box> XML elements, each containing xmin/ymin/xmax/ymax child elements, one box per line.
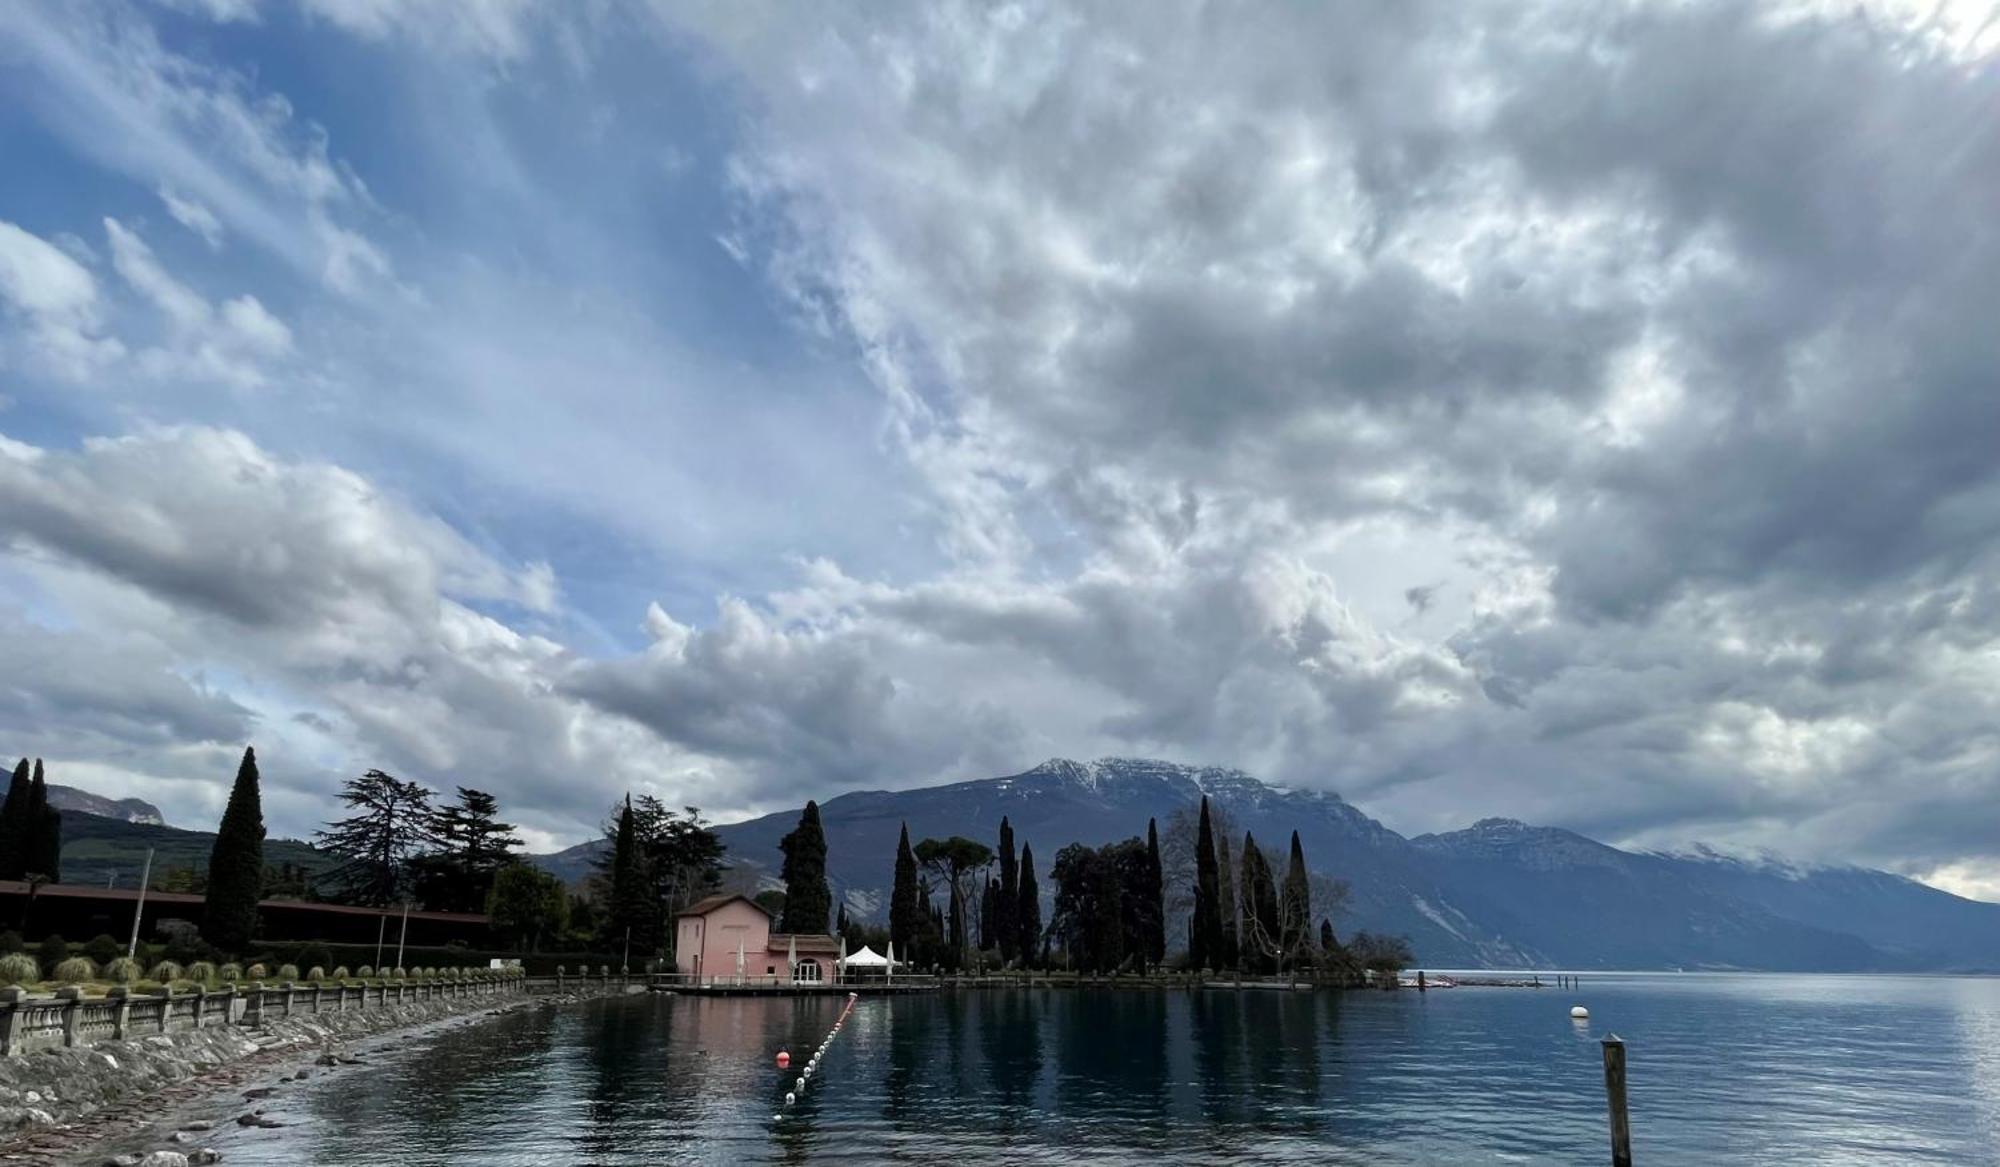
<box><xmin>0</xmin><ymin>972</ymin><xmax>526</xmax><ymax>1057</ymax></box>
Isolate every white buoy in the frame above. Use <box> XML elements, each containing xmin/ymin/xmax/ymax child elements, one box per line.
<box><xmin>785</xmin><ymin>1092</ymin><xmax>796</xmax><ymax>1105</ymax></box>
<box><xmin>1570</xmin><ymin>1005</ymin><xmax>1590</xmax><ymax>1019</ymax></box>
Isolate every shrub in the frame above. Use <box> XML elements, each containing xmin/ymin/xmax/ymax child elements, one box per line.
<box><xmin>0</xmin><ymin>953</ymin><xmax>39</xmax><ymax>985</ymax></box>
<box><xmin>357</xmin><ymin>964</ymin><xmax>374</xmax><ymax>977</ymax></box>
<box><xmin>391</xmin><ymin>967</ymin><xmax>406</xmax><ymax>979</ymax></box>
<box><xmin>331</xmin><ymin>966</ymin><xmax>350</xmax><ymax>980</ymax></box>
<box><xmin>245</xmin><ymin>962</ymin><xmax>268</xmax><ymax>980</ymax></box>
<box><xmin>599</xmin><ymin>964</ymin><xmax>610</xmax><ymax>976</ymax></box>
<box><xmin>276</xmin><ymin>963</ymin><xmax>300</xmax><ymax>982</ymax></box>
<box><xmin>187</xmin><ymin>961</ymin><xmax>218</xmax><ymax>986</ymax></box>
<box><xmin>103</xmin><ymin>956</ymin><xmax>142</xmax><ymax>984</ymax></box>
<box><xmin>306</xmin><ymin>966</ymin><xmax>326</xmax><ymax>981</ymax></box>
<box><xmin>147</xmin><ymin>960</ymin><xmax>184</xmax><ymax>982</ymax></box>
<box><xmin>218</xmin><ymin>962</ymin><xmax>243</xmax><ymax>982</ymax></box>
<box><xmin>0</xmin><ymin>931</ymin><xmax>22</xmax><ymax>955</ymax></box>
<box><xmin>85</xmin><ymin>934</ymin><xmax>121</xmax><ymax>964</ymax></box>
<box><xmin>52</xmin><ymin>956</ymin><xmax>98</xmax><ymax>984</ymax></box>
<box><xmin>36</xmin><ymin>934</ymin><xmax>68</xmax><ymax>969</ymax></box>
<box><xmin>157</xmin><ymin>919</ymin><xmax>204</xmax><ymax>964</ymax></box>
<box><xmin>294</xmin><ymin>943</ymin><xmax>335</xmax><ymax>974</ymax></box>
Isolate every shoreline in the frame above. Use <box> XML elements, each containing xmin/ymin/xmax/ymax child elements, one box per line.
<box><xmin>1</xmin><ymin>985</ymin><xmax>626</xmax><ymax>1167</ymax></box>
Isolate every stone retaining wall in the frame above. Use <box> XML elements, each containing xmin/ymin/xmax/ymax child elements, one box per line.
<box><xmin>0</xmin><ymin>976</ymin><xmax>540</xmax><ymax>1135</ymax></box>
<box><xmin>0</xmin><ymin>975</ymin><xmax>522</xmax><ymax>1057</ymax></box>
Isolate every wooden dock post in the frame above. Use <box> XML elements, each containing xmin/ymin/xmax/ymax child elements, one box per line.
<box><xmin>1602</xmin><ymin>1034</ymin><xmax>1632</xmax><ymax>1166</ymax></box>
<box><xmin>1417</xmin><ymin>970</ymin><xmax>1426</xmax><ymax>992</ymax></box>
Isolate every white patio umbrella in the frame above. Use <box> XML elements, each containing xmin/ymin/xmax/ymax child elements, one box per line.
<box><xmin>886</xmin><ymin>940</ymin><xmax>895</xmax><ymax>984</ymax></box>
<box><xmin>838</xmin><ymin>936</ymin><xmax>848</xmax><ymax>983</ymax></box>
<box><xmin>736</xmin><ymin>935</ymin><xmax>746</xmax><ymax>985</ymax></box>
<box><xmin>787</xmin><ymin>933</ymin><xmax>797</xmax><ymax>984</ymax></box>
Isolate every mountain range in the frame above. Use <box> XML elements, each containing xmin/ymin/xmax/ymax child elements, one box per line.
<box><xmin>533</xmin><ymin>756</ymin><xmax>2000</xmax><ymax>972</ymax></box>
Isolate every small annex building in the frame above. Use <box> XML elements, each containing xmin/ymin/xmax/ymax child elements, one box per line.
<box><xmin>673</xmin><ymin>893</ymin><xmax>841</xmax><ymax>985</ymax></box>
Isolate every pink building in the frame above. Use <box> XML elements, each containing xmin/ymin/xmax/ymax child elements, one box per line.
<box><xmin>674</xmin><ymin>893</ymin><xmax>842</xmax><ymax>985</ymax></box>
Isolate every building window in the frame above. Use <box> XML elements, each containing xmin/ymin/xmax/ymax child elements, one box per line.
<box><xmin>794</xmin><ymin>961</ymin><xmax>822</xmax><ymax>984</ymax></box>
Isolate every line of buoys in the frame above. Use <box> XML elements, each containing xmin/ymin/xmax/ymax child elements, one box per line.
<box><xmin>777</xmin><ymin>992</ymin><xmax>862</xmax><ymax>1120</ymax></box>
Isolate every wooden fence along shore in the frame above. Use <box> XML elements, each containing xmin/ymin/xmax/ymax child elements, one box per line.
<box><xmin>0</xmin><ymin>971</ymin><xmax>525</xmax><ymax>1057</ymax></box>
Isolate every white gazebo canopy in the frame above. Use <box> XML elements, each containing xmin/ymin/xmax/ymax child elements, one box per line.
<box><xmin>842</xmin><ymin>944</ymin><xmax>898</xmax><ymax>968</ymax></box>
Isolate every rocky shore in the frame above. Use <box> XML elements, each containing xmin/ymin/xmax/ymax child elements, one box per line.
<box><xmin>0</xmin><ymin>984</ymin><xmax>626</xmax><ymax>1167</ymax></box>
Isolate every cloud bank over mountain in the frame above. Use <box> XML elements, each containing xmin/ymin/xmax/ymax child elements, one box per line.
<box><xmin>2</xmin><ymin>1</ymin><xmax>1997</xmax><ymax>889</ymax></box>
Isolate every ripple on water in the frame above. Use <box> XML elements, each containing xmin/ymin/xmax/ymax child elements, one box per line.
<box><xmin>193</xmin><ymin>974</ymin><xmax>2000</xmax><ymax>1166</ymax></box>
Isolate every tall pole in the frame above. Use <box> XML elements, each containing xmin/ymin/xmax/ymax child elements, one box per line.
<box><xmin>374</xmin><ymin>912</ymin><xmax>387</xmax><ymax>969</ymax></box>
<box><xmin>622</xmin><ymin>926</ymin><xmax>631</xmax><ymax>974</ymax></box>
<box><xmin>395</xmin><ymin>899</ymin><xmax>410</xmax><ymax>969</ymax></box>
<box><xmin>126</xmin><ymin>848</ymin><xmax>154</xmax><ymax>960</ymax></box>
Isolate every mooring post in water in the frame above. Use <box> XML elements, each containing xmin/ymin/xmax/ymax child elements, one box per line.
<box><xmin>1602</xmin><ymin>1034</ymin><xmax>1632</xmax><ymax>1167</ymax></box>
<box><xmin>1417</xmin><ymin>971</ymin><xmax>1426</xmax><ymax>992</ymax></box>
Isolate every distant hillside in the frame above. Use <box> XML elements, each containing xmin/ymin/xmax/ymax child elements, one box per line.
<box><xmin>532</xmin><ymin>757</ymin><xmax>2000</xmax><ymax>973</ymax></box>
<box><xmin>48</xmin><ymin>785</ymin><xmax>163</xmax><ymax>825</ymax></box>
<box><xmin>59</xmin><ymin>812</ymin><xmax>330</xmax><ymax>889</ymax></box>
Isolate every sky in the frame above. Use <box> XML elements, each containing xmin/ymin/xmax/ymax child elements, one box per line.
<box><xmin>2</xmin><ymin>1</ymin><xmax>1998</xmax><ymax>894</ymax></box>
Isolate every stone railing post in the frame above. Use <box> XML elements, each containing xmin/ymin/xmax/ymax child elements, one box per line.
<box><xmin>55</xmin><ymin>987</ymin><xmax>82</xmax><ymax>1048</ymax></box>
<box><xmin>153</xmin><ymin>986</ymin><xmax>172</xmax><ymax>1033</ymax></box>
<box><xmin>190</xmin><ymin>985</ymin><xmax>206</xmax><ymax>1030</ymax></box>
<box><xmin>221</xmin><ymin>984</ymin><xmax>243</xmax><ymax>1026</ymax></box>
<box><xmin>0</xmin><ymin>987</ymin><xmax>25</xmax><ymax>1056</ymax></box>
<box><xmin>243</xmin><ymin>983</ymin><xmax>263</xmax><ymax>1026</ymax></box>
<box><xmin>107</xmin><ymin>986</ymin><xmax>131</xmax><ymax>1039</ymax></box>
<box><xmin>281</xmin><ymin>982</ymin><xmax>296</xmax><ymax>1018</ymax></box>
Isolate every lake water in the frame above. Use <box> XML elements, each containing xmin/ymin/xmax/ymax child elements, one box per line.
<box><xmin>188</xmin><ymin>973</ymin><xmax>2000</xmax><ymax>1165</ymax></box>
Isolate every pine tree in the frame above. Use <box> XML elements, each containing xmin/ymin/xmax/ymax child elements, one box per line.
<box><xmin>314</xmin><ymin>770</ymin><xmax>436</xmax><ymax>905</ymax></box>
<box><xmin>889</xmin><ymin>823</ymin><xmax>923</xmax><ymax>959</ymax></box>
<box><xmin>1281</xmin><ymin>830</ymin><xmax>1312</xmax><ymax>961</ymax></box>
<box><xmin>1191</xmin><ymin>797</ymin><xmax>1222</xmax><ymax>969</ymax></box>
<box><xmin>1017</xmin><ymin>843</ymin><xmax>1042</xmax><ymax>968</ymax></box>
<box><xmin>1145</xmin><ymin>817</ymin><xmax>1166</xmax><ymax>968</ymax></box>
<box><xmin>201</xmin><ymin>746</ymin><xmax>266</xmax><ymax>955</ymax></box>
<box><xmin>0</xmin><ymin>758</ymin><xmax>30</xmax><ymax>880</ymax></box>
<box><xmin>996</xmin><ymin>816</ymin><xmax>1019</xmax><ymax>963</ymax></box>
<box><xmin>25</xmin><ymin>761</ymin><xmax>57</xmax><ymax>881</ymax></box>
<box><xmin>412</xmin><ymin>788</ymin><xmax>522</xmax><ymax>912</ymax></box>
<box><xmin>778</xmin><ymin>800</ymin><xmax>832</xmax><ymax>934</ymax></box>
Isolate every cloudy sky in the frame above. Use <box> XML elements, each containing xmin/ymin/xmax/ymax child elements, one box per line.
<box><xmin>2</xmin><ymin>2</ymin><xmax>1997</xmax><ymax>892</ymax></box>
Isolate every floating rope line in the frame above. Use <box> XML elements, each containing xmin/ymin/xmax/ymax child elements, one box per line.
<box><xmin>776</xmin><ymin>992</ymin><xmax>860</xmax><ymax>1120</ymax></box>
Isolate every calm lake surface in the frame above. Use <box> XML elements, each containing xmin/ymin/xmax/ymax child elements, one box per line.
<box><xmin>194</xmin><ymin>973</ymin><xmax>1999</xmax><ymax>1165</ymax></box>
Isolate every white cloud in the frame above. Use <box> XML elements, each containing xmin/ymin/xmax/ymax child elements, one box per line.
<box><xmin>0</xmin><ymin>219</ymin><xmax>124</xmax><ymax>380</ymax></box>
<box><xmin>157</xmin><ymin>185</ymin><xmax>224</xmax><ymax>248</ymax></box>
<box><xmin>104</xmin><ymin>217</ymin><xmax>292</xmax><ymax>387</ymax></box>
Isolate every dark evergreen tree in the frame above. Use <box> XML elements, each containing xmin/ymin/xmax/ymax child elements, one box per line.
<box><xmin>1320</xmin><ymin>918</ymin><xmax>1337</xmax><ymax>954</ymax></box>
<box><xmin>836</xmin><ymin>902</ymin><xmax>849</xmax><ymax>934</ymax></box>
<box><xmin>1239</xmin><ymin>832</ymin><xmax>1281</xmax><ymax>973</ymax></box>
<box><xmin>915</xmin><ymin>836</ymin><xmax>993</xmax><ymax>966</ymax></box>
<box><xmin>622</xmin><ymin>797</ymin><xmax>725</xmax><ymax>953</ymax></box>
<box><xmin>24</xmin><ymin>761</ymin><xmax>57</xmax><ymax>881</ymax></box>
<box><xmin>1280</xmin><ymin>830</ymin><xmax>1312</xmax><ymax>961</ymax></box>
<box><xmin>0</xmin><ymin>758</ymin><xmax>30</xmax><ymax>880</ymax></box>
<box><xmin>1217</xmin><ymin>828</ymin><xmax>1240</xmax><ymax>968</ymax></box>
<box><xmin>778</xmin><ymin>800</ymin><xmax>832</xmax><ymax>934</ymax></box>
<box><xmin>978</xmin><ymin>878</ymin><xmax>997</xmax><ymax>951</ymax></box>
<box><xmin>201</xmin><ymin>746</ymin><xmax>265</xmax><ymax>955</ymax></box>
<box><xmin>315</xmin><ymin>770</ymin><xmax>436</xmax><ymax>905</ymax></box>
<box><xmin>1017</xmin><ymin>843</ymin><xmax>1042</xmax><ymax>967</ymax></box>
<box><xmin>412</xmin><ymin>788</ymin><xmax>522</xmax><ymax>912</ymax></box>
<box><xmin>605</xmin><ymin>796</ymin><xmax>650</xmax><ymax>950</ymax></box>
<box><xmin>889</xmin><ymin>823</ymin><xmax>923</xmax><ymax>961</ymax></box>
<box><xmin>995</xmin><ymin>816</ymin><xmax>1019</xmax><ymax>963</ymax></box>
<box><xmin>1145</xmin><ymin>817</ymin><xmax>1166</xmax><ymax>968</ymax></box>
<box><xmin>1191</xmin><ymin>797</ymin><xmax>1222</xmax><ymax>969</ymax></box>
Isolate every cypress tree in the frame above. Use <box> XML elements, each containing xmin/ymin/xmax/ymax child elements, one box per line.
<box><xmin>995</xmin><ymin>816</ymin><xmax>1018</xmax><ymax>963</ymax></box>
<box><xmin>1191</xmin><ymin>797</ymin><xmax>1222</xmax><ymax>970</ymax></box>
<box><xmin>889</xmin><ymin>823</ymin><xmax>922</xmax><ymax>958</ymax></box>
<box><xmin>836</xmin><ymin>901</ymin><xmax>849</xmax><ymax>934</ymax></box>
<box><xmin>202</xmin><ymin>746</ymin><xmax>266</xmax><ymax>954</ymax></box>
<box><xmin>1241</xmin><ymin>832</ymin><xmax>1280</xmax><ymax>973</ymax></box>
<box><xmin>25</xmin><ymin>761</ymin><xmax>57</xmax><ymax>881</ymax></box>
<box><xmin>979</xmin><ymin>878</ymin><xmax>997</xmax><ymax>951</ymax></box>
<box><xmin>1320</xmin><ymin>918</ymin><xmax>1337</xmax><ymax>954</ymax></box>
<box><xmin>778</xmin><ymin>800</ymin><xmax>832</xmax><ymax>934</ymax></box>
<box><xmin>1146</xmin><ymin>817</ymin><xmax>1166</xmax><ymax>968</ymax></box>
<box><xmin>1281</xmin><ymin>830</ymin><xmax>1312</xmax><ymax>960</ymax></box>
<box><xmin>1017</xmin><ymin>843</ymin><xmax>1041</xmax><ymax>968</ymax></box>
<box><xmin>0</xmin><ymin>758</ymin><xmax>30</xmax><ymax>880</ymax></box>
<box><xmin>607</xmin><ymin>796</ymin><xmax>649</xmax><ymax>945</ymax></box>
<box><xmin>1217</xmin><ymin>829</ymin><xmax>1240</xmax><ymax>968</ymax></box>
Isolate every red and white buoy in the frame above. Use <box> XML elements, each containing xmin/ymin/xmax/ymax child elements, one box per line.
<box><xmin>776</xmin><ymin>1050</ymin><xmax>791</xmax><ymax>1069</ymax></box>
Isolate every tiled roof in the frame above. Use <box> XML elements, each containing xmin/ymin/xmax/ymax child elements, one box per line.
<box><xmin>677</xmin><ymin>893</ymin><xmax>771</xmax><ymax>918</ymax></box>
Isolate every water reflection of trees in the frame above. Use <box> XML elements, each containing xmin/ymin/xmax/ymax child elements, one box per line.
<box><xmin>1191</xmin><ymin>990</ymin><xmax>1334</xmax><ymax>1143</ymax></box>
